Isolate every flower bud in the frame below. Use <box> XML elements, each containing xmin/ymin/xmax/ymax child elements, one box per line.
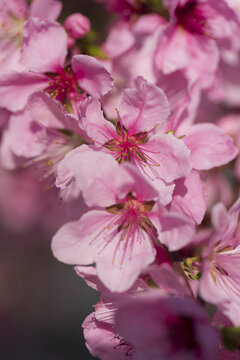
<box><xmin>64</xmin><ymin>13</ymin><xmax>90</xmax><ymax>39</ymax></box>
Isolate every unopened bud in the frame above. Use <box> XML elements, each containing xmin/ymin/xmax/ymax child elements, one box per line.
<box><xmin>64</xmin><ymin>13</ymin><xmax>90</xmax><ymax>39</ymax></box>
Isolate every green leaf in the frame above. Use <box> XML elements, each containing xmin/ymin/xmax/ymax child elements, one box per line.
<box><xmin>221</xmin><ymin>326</ymin><xmax>240</xmax><ymax>351</ymax></box>
<box><xmin>87</xmin><ymin>45</ymin><xmax>109</xmax><ymax>59</ymax></box>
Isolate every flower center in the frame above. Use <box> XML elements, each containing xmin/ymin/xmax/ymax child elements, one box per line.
<box><xmin>0</xmin><ymin>13</ymin><xmax>24</xmax><ymax>46</ymax></box>
<box><xmin>104</xmin><ymin>121</ymin><xmax>160</xmax><ymax>166</ymax></box>
<box><xmin>44</xmin><ymin>65</ymin><xmax>86</xmax><ymax>110</ymax></box>
<box><xmin>104</xmin><ymin>132</ymin><xmax>147</xmax><ymax>164</ymax></box>
<box><xmin>175</xmin><ymin>1</ymin><xmax>208</xmax><ymax>35</ymax></box>
<box><xmin>106</xmin><ymin>193</ymin><xmax>155</xmax><ymax>233</ymax></box>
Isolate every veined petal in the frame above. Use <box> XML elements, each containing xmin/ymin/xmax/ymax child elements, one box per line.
<box><xmin>21</xmin><ymin>18</ymin><xmax>67</xmax><ymax>73</ymax></box>
<box><xmin>141</xmin><ymin>133</ymin><xmax>191</xmax><ymax>182</ymax></box>
<box><xmin>72</xmin><ymin>54</ymin><xmax>113</xmax><ymax>97</ymax></box>
<box><xmin>29</xmin><ymin>92</ymin><xmax>67</xmax><ymax>129</ymax></box>
<box><xmin>116</xmin><ymin>163</ymin><xmax>158</xmax><ymax>203</ymax></box>
<box><xmin>199</xmin><ymin>262</ymin><xmax>233</xmax><ymax>304</ymax></box>
<box><xmin>184</xmin><ymin>123</ymin><xmax>238</xmax><ymax>170</ymax></box>
<box><xmin>119</xmin><ymin>76</ymin><xmax>170</xmax><ymax>133</ymax></box>
<box><xmin>95</xmin><ymin>226</ymin><xmax>156</xmax><ymax>292</ymax></box>
<box><xmin>66</xmin><ymin>147</ymin><xmax>119</xmax><ymax>207</ymax></box>
<box><xmin>0</xmin><ymin>71</ymin><xmax>47</xmax><ymax>112</ymax></box>
<box><xmin>51</xmin><ymin>210</ymin><xmax>115</xmax><ymax>265</ymax></box>
<box><xmin>78</xmin><ymin>97</ymin><xmax>115</xmax><ymax>146</ymax></box>
<box><xmin>155</xmin><ymin>26</ymin><xmax>189</xmax><ymax>74</ymax></box>
<box><xmin>151</xmin><ymin>204</ymin><xmax>195</xmax><ymax>251</ymax></box>
<box><xmin>171</xmin><ymin>170</ymin><xmax>206</xmax><ymax>224</ymax></box>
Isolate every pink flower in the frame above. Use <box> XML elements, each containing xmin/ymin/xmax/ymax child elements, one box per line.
<box><xmin>78</xmin><ymin>77</ymin><xmax>192</xmax><ymax>184</ymax></box>
<box><xmin>0</xmin><ymin>0</ymin><xmax>62</xmax><ymax>71</ymax></box>
<box><xmin>0</xmin><ymin>18</ymin><xmax>113</xmax><ymax>112</ymax></box>
<box><xmin>0</xmin><ymin>92</ymin><xmax>88</xmax><ymax>197</ymax></box>
<box><xmin>79</xmin><ymin>263</ymin><xmax>192</xmax><ymax>360</ymax></box>
<box><xmin>52</xmin><ymin>150</ymin><xmax>194</xmax><ymax>291</ymax></box>
<box><xmin>79</xmin><ymin>265</ymin><xmax>142</xmax><ymax>360</ymax></box>
<box><xmin>115</xmin><ymin>293</ymin><xmax>220</xmax><ymax>360</ymax></box>
<box><xmin>51</xmin><ymin>154</ymin><xmax>158</xmax><ymax>292</ymax></box>
<box><xmin>199</xmin><ymin>197</ymin><xmax>240</xmax><ymax>326</ymax></box>
<box><xmin>155</xmin><ymin>0</ymin><xmax>240</xmax><ymax>88</ymax></box>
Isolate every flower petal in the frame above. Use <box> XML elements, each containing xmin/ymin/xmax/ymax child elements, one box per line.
<box><xmin>171</xmin><ymin>170</ymin><xmax>206</xmax><ymax>224</ymax></box>
<box><xmin>141</xmin><ymin>133</ymin><xmax>191</xmax><ymax>182</ymax></box>
<box><xmin>78</xmin><ymin>97</ymin><xmax>115</xmax><ymax>146</ymax></box>
<box><xmin>119</xmin><ymin>76</ymin><xmax>170</xmax><ymax>133</ymax></box>
<box><xmin>29</xmin><ymin>0</ymin><xmax>62</xmax><ymax>21</ymax></box>
<box><xmin>184</xmin><ymin>123</ymin><xmax>238</xmax><ymax>170</ymax></box>
<box><xmin>21</xmin><ymin>18</ymin><xmax>67</xmax><ymax>72</ymax></box>
<box><xmin>51</xmin><ymin>210</ymin><xmax>114</xmax><ymax>265</ymax></box>
<box><xmin>66</xmin><ymin>147</ymin><xmax>119</xmax><ymax>207</ymax></box>
<box><xmin>72</xmin><ymin>54</ymin><xmax>113</xmax><ymax>97</ymax></box>
<box><xmin>95</xmin><ymin>227</ymin><xmax>156</xmax><ymax>292</ymax></box>
<box><xmin>0</xmin><ymin>71</ymin><xmax>47</xmax><ymax>112</ymax></box>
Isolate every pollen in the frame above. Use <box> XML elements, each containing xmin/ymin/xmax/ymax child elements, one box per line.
<box><xmin>43</xmin><ymin>65</ymin><xmax>86</xmax><ymax>106</ymax></box>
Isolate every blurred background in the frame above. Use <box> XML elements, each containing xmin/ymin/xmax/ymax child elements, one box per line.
<box><xmin>0</xmin><ymin>1</ymin><xmax>112</xmax><ymax>359</ymax></box>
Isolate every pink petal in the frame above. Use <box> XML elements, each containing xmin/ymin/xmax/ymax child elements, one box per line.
<box><xmin>0</xmin><ymin>40</ymin><xmax>24</xmax><ymax>72</ymax></box>
<box><xmin>155</xmin><ymin>26</ymin><xmax>189</xmax><ymax>74</ymax></box>
<box><xmin>171</xmin><ymin>170</ymin><xmax>206</xmax><ymax>224</ymax></box>
<box><xmin>29</xmin><ymin>0</ymin><xmax>62</xmax><ymax>21</ymax></box>
<box><xmin>155</xmin><ymin>27</ymin><xmax>219</xmax><ymax>88</ymax></box>
<box><xmin>51</xmin><ymin>210</ymin><xmax>113</xmax><ymax>265</ymax></box>
<box><xmin>199</xmin><ymin>263</ymin><xmax>231</xmax><ymax>304</ymax></box>
<box><xmin>115</xmin><ymin>292</ymin><xmax>167</xmax><ymax>347</ymax></box>
<box><xmin>66</xmin><ymin>147</ymin><xmax>119</xmax><ymax>207</ymax></box>
<box><xmin>151</xmin><ymin>205</ymin><xmax>195</xmax><ymax>251</ymax></box>
<box><xmin>21</xmin><ymin>18</ymin><xmax>67</xmax><ymax>72</ymax></box>
<box><xmin>83</xmin><ymin>312</ymin><xmax>130</xmax><ymax>360</ymax></box>
<box><xmin>0</xmin><ymin>71</ymin><xmax>47</xmax><ymax>112</ymax></box>
<box><xmin>103</xmin><ymin>21</ymin><xmax>135</xmax><ymax>59</ymax></box>
<box><xmin>184</xmin><ymin>123</ymin><xmax>238</xmax><ymax>170</ymax></box>
<box><xmin>152</xmin><ymin>179</ymin><xmax>175</xmax><ymax>206</ymax></box>
<box><xmin>219</xmin><ymin>301</ymin><xmax>240</xmax><ymax>327</ymax></box>
<box><xmin>6</xmin><ymin>107</ymin><xmax>44</xmax><ymax>158</ymax></box>
<box><xmin>75</xmin><ymin>266</ymin><xmax>101</xmax><ymax>292</ymax></box>
<box><xmin>142</xmin><ymin>133</ymin><xmax>191</xmax><ymax>182</ymax></box>
<box><xmin>95</xmin><ymin>227</ymin><xmax>156</xmax><ymax>292</ymax></box>
<box><xmin>72</xmin><ymin>54</ymin><xmax>113</xmax><ymax>97</ymax></box>
<box><xmin>211</xmin><ymin>197</ymin><xmax>240</xmax><ymax>248</ymax></box>
<box><xmin>132</xmin><ymin>14</ymin><xmax>165</xmax><ymax>35</ymax></box>
<box><xmin>119</xmin><ymin>76</ymin><xmax>170</xmax><ymax>133</ymax></box>
<box><xmin>1</xmin><ymin>0</ymin><xmax>27</xmax><ymax>18</ymax></box>
<box><xmin>158</xmin><ymin>70</ymin><xmax>201</xmax><ymax>135</ymax></box>
<box><xmin>148</xmin><ymin>263</ymin><xmax>190</xmax><ymax>296</ymax></box>
<box><xmin>29</xmin><ymin>92</ymin><xmax>66</xmax><ymax>129</ymax></box>
<box><xmin>116</xmin><ymin>163</ymin><xmax>158</xmax><ymax>203</ymax></box>
<box><xmin>78</xmin><ymin>97</ymin><xmax>115</xmax><ymax>146</ymax></box>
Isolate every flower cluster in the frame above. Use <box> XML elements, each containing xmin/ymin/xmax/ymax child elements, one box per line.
<box><xmin>1</xmin><ymin>0</ymin><xmax>240</xmax><ymax>358</ymax></box>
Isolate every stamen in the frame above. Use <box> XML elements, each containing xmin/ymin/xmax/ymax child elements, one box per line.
<box><xmin>44</xmin><ymin>65</ymin><xmax>86</xmax><ymax>107</ymax></box>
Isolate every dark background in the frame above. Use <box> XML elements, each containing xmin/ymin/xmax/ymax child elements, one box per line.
<box><xmin>0</xmin><ymin>1</ymin><xmax>112</xmax><ymax>359</ymax></box>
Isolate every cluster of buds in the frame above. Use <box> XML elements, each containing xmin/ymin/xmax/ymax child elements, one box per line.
<box><xmin>1</xmin><ymin>0</ymin><xmax>240</xmax><ymax>359</ymax></box>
